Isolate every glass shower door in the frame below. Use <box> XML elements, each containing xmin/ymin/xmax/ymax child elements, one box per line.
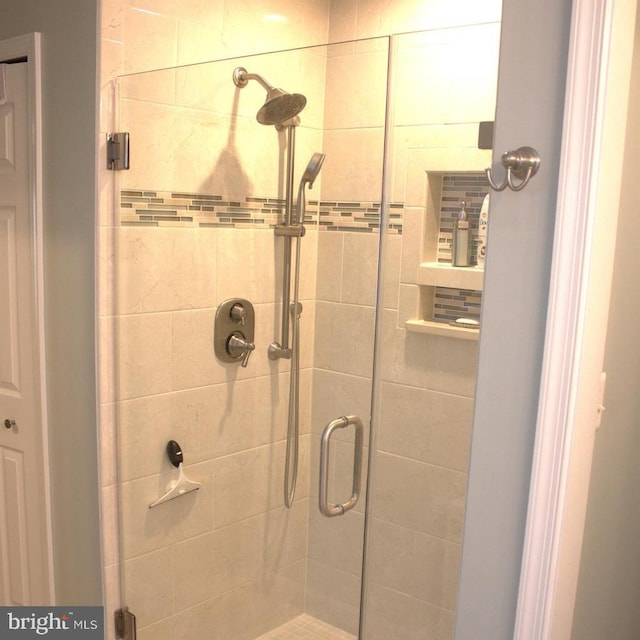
<box><xmin>360</xmin><ymin>25</ymin><xmax>500</xmax><ymax>639</ymax></box>
<box><xmin>113</xmin><ymin>38</ymin><xmax>389</xmax><ymax>639</ymax></box>
<box><xmin>111</xmin><ymin>18</ymin><xmax>501</xmax><ymax>639</ymax></box>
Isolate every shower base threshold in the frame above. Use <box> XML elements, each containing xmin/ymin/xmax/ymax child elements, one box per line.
<box><xmin>256</xmin><ymin>614</ymin><xmax>356</xmax><ymax>639</ymax></box>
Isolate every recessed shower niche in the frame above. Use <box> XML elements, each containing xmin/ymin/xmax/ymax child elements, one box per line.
<box><xmin>401</xmin><ymin>153</ymin><xmax>492</xmax><ymax>340</ymax></box>
<box><xmin>109</xmin><ymin>20</ymin><xmax>500</xmax><ymax>640</ymax></box>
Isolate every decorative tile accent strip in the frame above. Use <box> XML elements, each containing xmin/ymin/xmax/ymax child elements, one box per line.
<box><xmin>433</xmin><ymin>287</ymin><xmax>482</xmax><ymax>324</ymax></box>
<box><xmin>120</xmin><ymin>190</ymin><xmax>404</xmax><ymax>233</ymax></box>
<box><xmin>437</xmin><ymin>172</ymin><xmax>491</xmax><ymax>265</ymax></box>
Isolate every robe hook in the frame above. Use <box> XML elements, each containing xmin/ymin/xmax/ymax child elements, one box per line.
<box><xmin>485</xmin><ymin>146</ymin><xmax>541</xmax><ymax>192</ymax></box>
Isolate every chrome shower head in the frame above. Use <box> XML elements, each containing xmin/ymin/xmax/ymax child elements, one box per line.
<box><xmin>233</xmin><ymin>66</ymin><xmax>307</xmax><ymax>126</ymax></box>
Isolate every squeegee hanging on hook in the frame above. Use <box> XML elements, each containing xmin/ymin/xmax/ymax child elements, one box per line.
<box><xmin>149</xmin><ymin>440</ymin><xmax>201</xmax><ymax>508</ymax></box>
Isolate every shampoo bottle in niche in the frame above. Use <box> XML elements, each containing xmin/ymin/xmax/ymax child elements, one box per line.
<box><xmin>452</xmin><ymin>200</ymin><xmax>471</xmax><ymax>267</ymax></box>
<box><xmin>477</xmin><ymin>193</ymin><xmax>490</xmax><ymax>269</ymax></box>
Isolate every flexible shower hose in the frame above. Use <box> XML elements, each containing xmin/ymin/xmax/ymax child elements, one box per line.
<box><xmin>284</xmin><ymin>234</ymin><xmax>302</xmax><ymax>508</ymax></box>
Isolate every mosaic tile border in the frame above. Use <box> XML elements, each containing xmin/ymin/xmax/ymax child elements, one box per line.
<box><xmin>434</xmin><ymin>172</ymin><xmax>488</xmax><ymax>325</ymax></box>
<box><xmin>437</xmin><ymin>172</ymin><xmax>491</xmax><ymax>265</ymax></box>
<box><xmin>433</xmin><ymin>286</ymin><xmax>482</xmax><ymax>324</ymax></box>
<box><xmin>118</xmin><ymin>179</ymin><xmax>483</xmax><ymax>327</ymax></box>
<box><xmin>120</xmin><ymin>190</ymin><xmax>404</xmax><ymax>234</ymax></box>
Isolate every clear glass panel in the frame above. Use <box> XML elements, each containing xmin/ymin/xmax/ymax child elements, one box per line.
<box><xmin>113</xmin><ymin>16</ymin><xmax>502</xmax><ymax>638</ymax></box>
<box><xmin>361</xmin><ymin>24</ymin><xmax>501</xmax><ymax>639</ymax></box>
<box><xmin>114</xmin><ymin>38</ymin><xmax>389</xmax><ymax>639</ymax></box>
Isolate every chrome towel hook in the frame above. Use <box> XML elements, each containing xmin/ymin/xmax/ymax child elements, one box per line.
<box><xmin>485</xmin><ymin>146</ymin><xmax>541</xmax><ymax>192</ymax></box>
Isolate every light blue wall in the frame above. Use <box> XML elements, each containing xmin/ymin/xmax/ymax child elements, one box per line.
<box><xmin>0</xmin><ymin>0</ymin><xmax>101</xmax><ymax>605</ymax></box>
<box><xmin>455</xmin><ymin>0</ymin><xmax>573</xmax><ymax>637</ymax></box>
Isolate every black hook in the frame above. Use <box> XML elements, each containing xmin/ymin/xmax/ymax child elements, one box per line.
<box><xmin>166</xmin><ymin>440</ymin><xmax>184</xmax><ymax>468</ymax></box>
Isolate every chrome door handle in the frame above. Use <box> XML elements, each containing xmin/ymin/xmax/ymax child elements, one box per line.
<box><xmin>319</xmin><ymin>415</ymin><xmax>364</xmax><ymax>517</ymax></box>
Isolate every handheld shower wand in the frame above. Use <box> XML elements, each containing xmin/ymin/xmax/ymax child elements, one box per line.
<box><xmin>295</xmin><ymin>152</ymin><xmax>326</xmax><ymax>224</ymax></box>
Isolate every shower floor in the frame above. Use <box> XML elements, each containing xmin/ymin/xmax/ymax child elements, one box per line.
<box><xmin>256</xmin><ymin>614</ymin><xmax>356</xmax><ymax>639</ymax></box>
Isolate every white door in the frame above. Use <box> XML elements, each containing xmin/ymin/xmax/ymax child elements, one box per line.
<box><xmin>0</xmin><ymin>60</ymin><xmax>52</xmax><ymax>605</ymax></box>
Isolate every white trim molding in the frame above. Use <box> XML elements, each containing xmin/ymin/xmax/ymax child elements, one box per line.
<box><xmin>515</xmin><ymin>0</ymin><xmax>637</xmax><ymax>637</ymax></box>
<box><xmin>0</xmin><ymin>31</ymin><xmax>53</xmax><ymax>603</ymax></box>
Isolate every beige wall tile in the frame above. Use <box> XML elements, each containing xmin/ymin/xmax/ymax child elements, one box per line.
<box><xmin>324</xmin><ymin>47</ymin><xmax>388</xmax><ymax>130</ymax></box>
<box><xmin>363</xmin><ymin>582</ymin><xmax>454</xmax><ymax>640</ymax></box>
<box><xmin>120</xmin><ymin>460</ymin><xmax>214</xmax><ymax>558</ymax></box>
<box><xmin>398</xmin><ymin>283</ymin><xmax>420</xmax><ymax>325</ymax></box>
<box><xmin>381</xmin><ymin>233</ymin><xmax>401</xmax><ymax>310</ymax></box>
<box><xmin>136</xmin><ymin>587</ymin><xmax>248</xmax><ymax>640</ymax></box>
<box><xmin>125</xmin><ymin>548</ymin><xmax>174</xmax><ymax>626</ymax></box>
<box><xmin>253</xmin><ymin>370</ymin><xmax>313</xmax><ymax>446</ymax></box>
<box><xmin>220</xmin><ymin>0</ymin><xmax>330</xmax><ymax>60</ymax></box>
<box><xmin>212</xmin><ymin>437</ymin><xmax>309</xmax><ymax>527</ymax></box>
<box><xmin>342</xmin><ymin>233</ymin><xmax>379</xmax><ymax>307</ymax></box>
<box><xmin>118</xmin><ymin>313</ymin><xmax>172</xmax><ymax>400</ymax></box>
<box><xmin>392</xmin><ymin>25</ymin><xmax>500</xmax><ymax>127</ymax></box>
<box><xmin>170</xmin><ymin>308</ymin><xmax>226</xmax><ymax>390</ymax></box>
<box><xmin>118</xmin><ymin>67</ymin><xmax>176</xmax><ymax>106</ymax></box>
<box><xmin>400</xmin><ymin>207</ymin><xmax>425</xmax><ymax>284</ymax></box>
<box><xmin>378</xmin><ymin>308</ymin><xmax>428</xmax><ymax>387</ymax></box>
<box><xmin>307</xmin><ymin>507</ymin><xmax>365</xmax><ymax>576</ymax></box>
<box><xmin>118</xmin><ymin>226</ymin><xmax>216</xmax><ymax>314</ymax></box>
<box><xmin>367</xmin><ymin>518</ymin><xmax>461</xmax><ymax>609</ymax></box>
<box><xmin>371</xmin><ymin>452</ymin><xmax>467</xmax><ymax>542</ymax></box>
<box><xmin>378</xmin><ymin>381</ymin><xmax>473</xmax><ymax>472</ymax></box>
<box><xmin>312</xmin><ymin>369</ymin><xmax>373</xmax><ymax>438</ymax></box>
<box><xmin>350</xmin><ymin>0</ymin><xmax>501</xmax><ymax>48</ymax></box>
<box><xmin>118</xmin><ymin>393</ymin><xmax>174</xmax><ymax>481</ymax></box>
<box><xmin>216</xmin><ymin>228</ymin><xmax>278</xmax><ymax>304</ymax></box>
<box><xmin>123</xmin><ymin>7</ymin><xmax>178</xmax><ymax>74</ymax></box>
<box><xmin>247</xmin><ymin>561</ymin><xmax>306</xmax><ymax>634</ymax></box>
<box><xmin>124</xmin><ymin>0</ymin><xmax>221</xmax><ymax>24</ymax></box>
<box><xmin>305</xmin><ymin>559</ymin><xmax>361</xmax><ymax>635</ymax></box>
<box><xmin>314</xmin><ymin>301</ymin><xmax>376</xmax><ymax>378</ymax></box>
<box><xmin>328</xmin><ymin>0</ymin><xmax>358</xmax><ymax>43</ymax></box>
<box><xmin>424</xmin><ymin>334</ymin><xmax>479</xmax><ymax>397</ymax></box>
<box><xmin>176</xmin><ymin>19</ymin><xmax>224</xmax><ymax>66</ymax></box>
<box><xmin>316</xmin><ymin>232</ymin><xmax>344</xmax><ymax>303</ymax></box>
<box><xmin>321</xmin><ymin>129</ymin><xmax>384</xmax><ymax>203</ymax></box>
<box><xmin>172</xmin><ymin>525</ymin><xmax>254</xmax><ymax>610</ymax></box>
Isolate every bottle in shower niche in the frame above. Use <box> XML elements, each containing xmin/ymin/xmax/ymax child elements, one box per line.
<box><xmin>452</xmin><ymin>200</ymin><xmax>471</xmax><ymax>267</ymax></box>
<box><xmin>477</xmin><ymin>193</ymin><xmax>490</xmax><ymax>269</ymax></box>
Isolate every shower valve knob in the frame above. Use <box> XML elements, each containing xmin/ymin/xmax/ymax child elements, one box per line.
<box><xmin>227</xmin><ymin>332</ymin><xmax>255</xmax><ymax>367</ymax></box>
<box><xmin>230</xmin><ymin>303</ymin><xmax>246</xmax><ymax>326</ymax></box>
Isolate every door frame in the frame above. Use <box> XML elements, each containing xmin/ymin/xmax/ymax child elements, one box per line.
<box><xmin>0</xmin><ymin>31</ymin><xmax>54</xmax><ymax>602</ymax></box>
<box><xmin>515</xmin><ymin>0</ymin><xmax>636</xmax><ymax>637</ymax></box>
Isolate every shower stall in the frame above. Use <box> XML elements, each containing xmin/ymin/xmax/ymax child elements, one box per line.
<box><xmin>111</xmin><ymin>24</ymin><xmax>499</xmax><ymax>640</ymax></box>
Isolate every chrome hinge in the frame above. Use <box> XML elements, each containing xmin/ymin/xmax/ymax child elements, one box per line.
<box><xmin>107</xmin><ymin>132</ymin><xmax>130</xmax><ymax>170</ymax></box>
<box><xmin>114</xmin><ymin>607</ymin><xmax>136</xmax><ymax>640</ymax></box>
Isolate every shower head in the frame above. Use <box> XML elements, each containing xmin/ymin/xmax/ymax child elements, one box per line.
<box><xmin>300</xmin><ymin>152</ymin><xmax>326</xmax><ymax>188</ymax></box>
<box><xmin>233</xmin><ymin>66</ymin><xmax>307</xmax><ymax>126</ymax></box>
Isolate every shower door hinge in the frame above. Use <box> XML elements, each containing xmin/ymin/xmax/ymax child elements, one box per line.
<box><xmin>107</xmin><ymin>132</ymin><xmax>130</xmax><ymax>170</ymax></box>
<box><xmin>114</xmin><ymin>607</ymin><xmax>137</xmax><ymax>640</ymax></box>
